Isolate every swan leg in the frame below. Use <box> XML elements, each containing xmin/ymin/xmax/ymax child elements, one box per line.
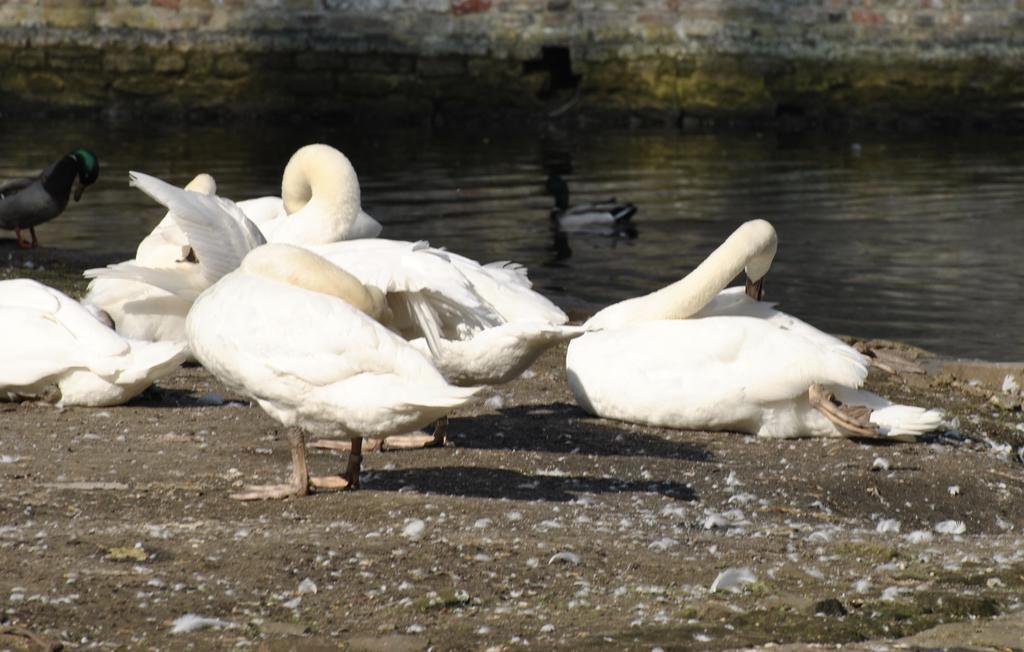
<box><xmin>231</xmin><ymin>428</ymin><xmax>311</xmax><ymax>500</ymax></box>
<box><xmin>310</xmin><ymin>437</ymin><xmax>363</xmax><ymax>491</ymax></box>
<box><xmin>379</xmin><ymin>416</ymin><xmax>448</xmax><ymax>451</ymax></box>
<box><xmin>808</xmin><ymin>384</ymin><xmax>881</xmax><ymax>438</ymax></box>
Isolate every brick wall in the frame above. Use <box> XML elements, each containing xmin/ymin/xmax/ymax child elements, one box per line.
<box><xmin>1</xmin><ymin>0</ymin><xmax>1022</xmax><ymax>125</ymax></box>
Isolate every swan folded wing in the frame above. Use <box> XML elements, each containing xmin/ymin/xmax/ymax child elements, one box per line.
<box><xmin>129</xmin><ymin>171</ymin><xmax>266</xmax><ymax>284</ymax></box>
<box><xmin>0</xmin><ymin>278</ymin><xmax>62</xmax><ymax>313</ymax></box>
<box><xmin>693</xmin><ymin>287</ymin><xmax>857</xmax><ymax>355</ymax></box>
<box><xmin>311</xmin><ymin>240</ymin><xmax>503</xmax><ymax>336</ymax></box>
<box><xmin>0</xmin><ymin>306</ymin><xmax>130</xmax><ymax>384</ymax></box>
<box><xmin>0</xmin><ymin>280</ymin><xmax>129</xmax><ymax>359</ymax></box>
<box><xmin>84</xmin><ymin>261</ymin><xmax>210</xmax><ymax>303</ymax></box>
<box><xmin>596</xmin><ymin>318</ymin><xmax>868</xmax><ymax>405</ymax></box>
<box><xmin>715</xmin><ymin>319</ymin><xmax>869</xmax><ymax>403</ymax></box>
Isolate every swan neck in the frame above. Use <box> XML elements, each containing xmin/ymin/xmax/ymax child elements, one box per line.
<box><xmin>278</xmin><ymin>145</ymin><xmax>361</xmax><ymax>243</ymax></box>
<box><xmin>651</xmin><ymin>220</ymin><xmax>776</xmax><ymax>320</ymax></box>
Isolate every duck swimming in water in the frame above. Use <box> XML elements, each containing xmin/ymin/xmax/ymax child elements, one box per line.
<box><xmin>0</xmin><ymin>148</ymin><xmax>100</xmax><ymax>248</ymax></box>
<box><xmin>545</xmin><ymin>174</ymin><xmax>637</xmax><ymax>233</ymax></box>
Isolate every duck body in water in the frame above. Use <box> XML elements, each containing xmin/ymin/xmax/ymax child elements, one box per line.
<box><xmin>0</xmin><ymin>148</ymin><xmax>100</xmax><ymax>248</ymax></box>
<box><xmin>545</xmin><ymin>174</ymin><xmax>637</xmax><ymax>232</ymax></box>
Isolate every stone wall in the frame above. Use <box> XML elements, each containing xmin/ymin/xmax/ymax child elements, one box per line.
<box><xmin>1</xmin><ymin>0</ymin><xmax>1023</xmax><ymax>126</ymax></box>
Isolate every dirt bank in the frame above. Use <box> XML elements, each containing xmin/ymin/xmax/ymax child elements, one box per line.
<box><xmin>1</xmin><ymin>245</ymin><xmax>1023</xmax><ymax>651</ymax></box>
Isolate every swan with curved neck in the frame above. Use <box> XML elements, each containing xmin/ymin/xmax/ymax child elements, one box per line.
<box><xmin>84</xmin><ymin>145</ymin><xmax>381</xmax><ymax>344</ymax></box>
<box><xmin>566</xmin><ymin>219</ymin><xmax>943</xmax><ymax>440</ymax></box>
<box><xmin>584</xmin><ymin>219</ymin><xmax>776</xmax><ymax>330</ymax></box>
<box><xmin>250</xmin><ymin>143</ymin><xmax>381</xmax><ymax>244</ymax></box>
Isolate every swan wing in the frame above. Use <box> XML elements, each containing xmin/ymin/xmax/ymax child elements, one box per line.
<box><xmin>309</xmin><ymin>239</ymin><xmax>503</xmax><ymax>340</ymax></box>
<box><xmin>694</xmin><ymin>287</ymin><xmax>863</xmax><ymax>359</ymax></box>
<box><xmin>129</xmin><ymin>171</ymin><xmax>267</xmax><ymax>285</ymax></box>
<box><xmin>84</xmin><ymin>261</ymin><xmax>209</xmax><ymax>303</ymax></box>
<box><xmin>568</xmin><ymin>318</ymin><xmax>867</xmax><ymax>412</ymax></box>
<box><xmin>0</xmin><ymin>280</ymin><xmax>140</xmax><ymax>384</ymax></box>
<box><xmin>442</xmin><ymin>250</ymin><xmax>567</xmax><ymax>324</ymax></box>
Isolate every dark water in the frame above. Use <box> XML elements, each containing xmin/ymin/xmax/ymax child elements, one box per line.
<box><xmin>2</xmin><ymin>121</ymin><xmax>1022</xmax><ymax>360</ymax></box>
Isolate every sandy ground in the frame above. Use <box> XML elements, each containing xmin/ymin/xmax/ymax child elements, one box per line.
<box><xmin>2</xmin><ymin>245</ymin><xmax>1024</xmax><ymax>651</ymax></box>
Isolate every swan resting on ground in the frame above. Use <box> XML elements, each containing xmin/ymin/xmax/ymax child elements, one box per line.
<box><xmin>186</xmin><ymin>243</ymin><xmax>479</xmax><ymax>500</ymax></box>
<box><xmin>0</xmin><ymin>279</ymin><xmax>187</xmax><ymax>406</ymax></box>
<box><xmin>567</xmin><ymin>219</ymin><xmax>943</xmax><ymax>440</ymax></box>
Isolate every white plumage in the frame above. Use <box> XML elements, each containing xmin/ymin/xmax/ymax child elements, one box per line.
<box><xmin>187</xmin><ymin>244</ymin><xmax>479</xmax><ymax>498</ymax></box>
<box><xmin>567</xmin><ymin>220</ymin><xmax>943</xmax><ymax>440</ymax></box>
<box><xmin>90</xmin><ymin>161</ymin><xmax>578</xmax><ymax>387</ymax></box>
<box><xmin>0</xmin><ymin>279</ymin><xmax>187</xmax><ymax>406</ymax></box>
<box><xmin>83</xmin><ymin>144</ymin><xmax>380</xmax><ymax>344</ymax></box>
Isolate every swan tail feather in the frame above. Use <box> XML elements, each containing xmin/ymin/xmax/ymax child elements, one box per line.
<box><xmin>870</xmin><ymin>405</ymin><xmax>945</xmax><ymax>440</ymax></box>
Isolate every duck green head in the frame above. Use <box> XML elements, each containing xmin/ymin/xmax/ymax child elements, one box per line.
<box><xmin>71</xmin><ymin>148</ymin><xmax>100</xmax><ymax>201</ymax></box>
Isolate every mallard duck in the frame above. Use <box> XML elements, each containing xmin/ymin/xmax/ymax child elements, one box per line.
<box><xmin>0</xmin><ymin>278</ymin><xmax>187</xmax><ymax>406</ymax></box>
<box><xmin>567</xmin><ymin>220</ymin><xmax>943</xmax><ymax>440</ymax></box>
<box><xmin>0</xmin><ymin>148</ymin><xmax>100</xmax><ymax>248</ymax></box>
<box><xmin>545</xmin><ymin>174</ymin><xmax>636</xmax><ymax>232</ymax></box>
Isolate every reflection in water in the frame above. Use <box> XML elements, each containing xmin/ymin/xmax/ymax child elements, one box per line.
<box><xmin>1</xmin><ymin>121</ymin><xmax>1021</xmax><ymax>360</ymax></box>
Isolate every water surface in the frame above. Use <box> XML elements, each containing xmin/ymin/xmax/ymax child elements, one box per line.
<box><xmin>2</xmin><ymin>122</ymin><xmax>1021</xmax><ymax>360</ymax></box>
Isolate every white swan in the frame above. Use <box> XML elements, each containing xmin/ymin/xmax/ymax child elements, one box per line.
<box><xmin>83</xmin><ymin>173</ymin><xmax>216</xmax><ymax>343</ymax></box>
<box><xmin>237</xmin><ymin>143</ymin><xmax>382</xmax><ymax>243</ymax></box>
<box><xmin>83</xmin><ymin>144</ymin><xmax>382</xmax><ymax>343</ymax></box>
<box><xmin>90</xmin><ymin>170</ymin><xmax>579</xmax><ymax>393</ymax></box>
<box><xmin>0</xmin><ymin>279</ymin><xmax>187</xmax><ymax>406</ymax></box>
<box><xmin>567</xmin><ymin>220</ymin><xmax>943</xmax><ymax>440</ymax></box>
<box><xmin>187</xmin><ymin>243</ymin><xmax>479</xmax><ymax>500</ymax></box>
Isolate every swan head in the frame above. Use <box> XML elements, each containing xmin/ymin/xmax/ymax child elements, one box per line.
<box><xmin>739</xmin><ymin>219</ymin><xmax>777</xmax><ymax>297</ymax></box>
<box><xmin>184</xmin><ymin>173</ymin><xmax>217</xmax><ymax>195</ymax></box>
<box><xmin>241</xmin><ymin>243</ymin><xmax>391</xmax><ymax>324</ymax></box>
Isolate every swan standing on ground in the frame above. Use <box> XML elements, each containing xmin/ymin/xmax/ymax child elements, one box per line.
<box><xmin>567</xmin><ymin>220</ymin><xmax>943</xmax><ymax>439</ymax></box>
<box><xmin>186</xmin><ymin>243</ymin><xmax>479</xmax><ymax>500</ymax></box>
<box><xmin>0</xmin><ymin>279</ymin><xmax>187</xmax><ymax>406</ymax></box>
<box><xmin>99</xmin><ymin>169</ymin><xmax>583</xmax><ymax>447</ymax></box>
<box><xmin>89</xmin><ymin>163</ymin><xmax>578</xmax><ymax>382</ymax></box>
<box><xmin>83</xmin><ymin>145</ymin><xmax>381</xmax><ymax>342</ymax></box>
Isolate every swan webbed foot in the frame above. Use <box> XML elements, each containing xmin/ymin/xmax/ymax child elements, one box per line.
<box><xmin>310</xmin><ymin>438</ymin><xmax>381</xmax><ymax>452</ymax></box>
<box><xmin>853</xmin><ymin>341</ymin><xmax>927</xmax><ymax>375</ymax></box>
<box><xmin>309</xmin><ymin>438</ymin><xmax>364</xmax><ymax>490</ymax></box>
<box><xmin>231</xmin><ymin>427</ymin><xmax>311</xmax><ymax>501</ymax></box>
<box><xmin>807</xmin><ymin>383</ymin><xmax>881</xmax><ymax>439</ymax></box>
<box><xmin>745</xmin><ymin>276</ymin><xmax>764</xmax><ymax>301</ymax></box>
<box><xmin>379</xmin><ymin>416</ymin><xmax>448</xmax><ymax>451</ymax></box>
<box><xmin>230</xmin><ymin>482</ymin><xmax>310</xmax><ymax>501</ymax></box>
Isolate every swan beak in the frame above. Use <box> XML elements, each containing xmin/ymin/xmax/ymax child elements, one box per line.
<box><xmin>73</xmin><ymin>178</ymin><xmax>86</xmax><ymax>201</ymax></box>
<box><xmin>745</xmin><ymin>277</ymin><xmax>765</xmax><ymax>301</ymax></box>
